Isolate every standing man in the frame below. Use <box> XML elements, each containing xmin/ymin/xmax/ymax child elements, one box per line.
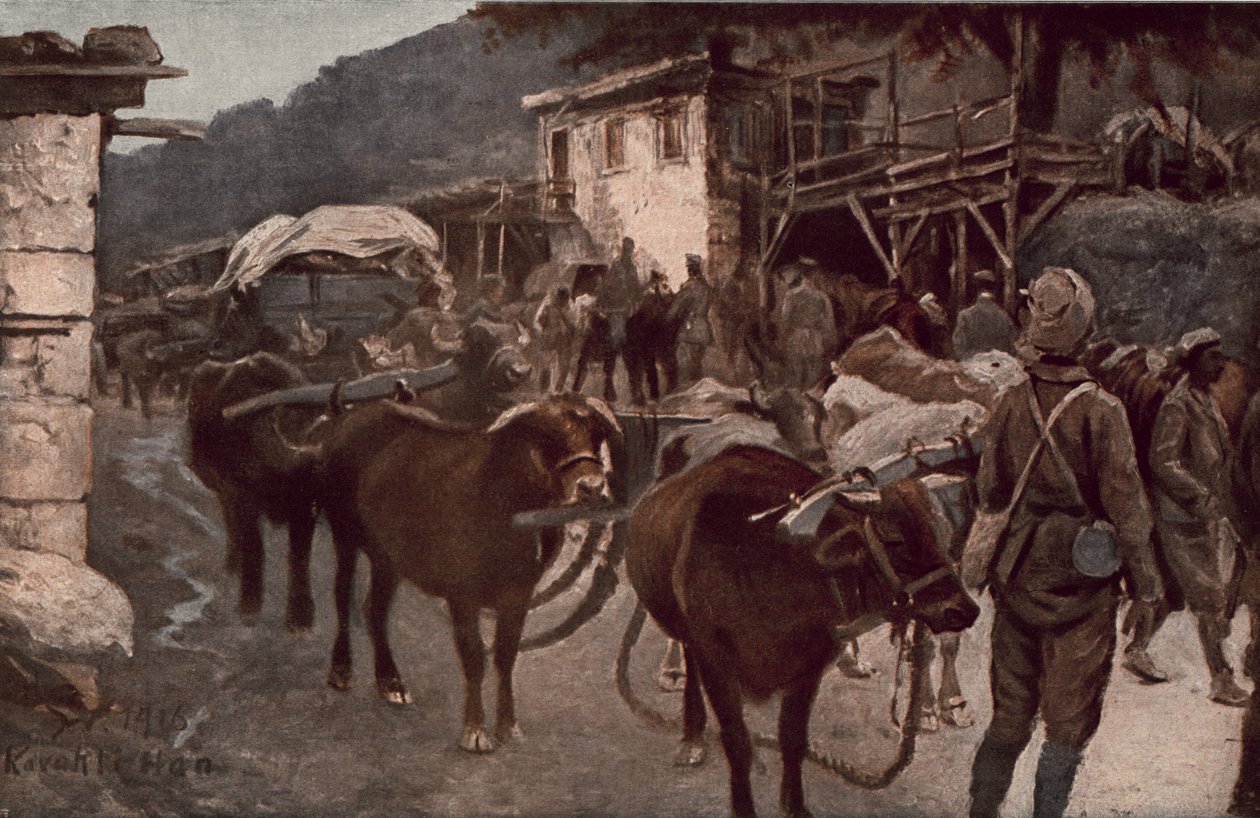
<box><xmin>533</xmin><ymin>286</ymin><xmax>575</xmax><ymax>393</ymax></box>
<box><xmin>1142</xmin><ymin>327</ymin><xmax>1248</xmax><ymax>706</ymax></box>
<box><xmin>669</xmin><ymin>253</ymin><xmax>713</xmax><ymax>386</ymax></box>
<box><xmin>1230</xmin><ymin>385</ymin><xmax>1260</xmax><ymax>815</ymax></box>
<box><xmin>968</xmin><ymin>267</ymin><xmax>1164</xmax><ymax>818</ymax></box>
<box><xmin>715</xmin><ymin>259</ymin><xmax>758</xmax><ymax>383</ymax></box>
<box><xmin>387</xmin><ymin>279</ymin><xmax>461</xmax><ymax>368</ymax></box>
<box><xmin>953</xmin><ymin>287</ymin><xmax>1018</xmax><ymax>360</ymax></box>
<box><xmin>779</xmin><ymin>258</ymin><xmax>837</xmax><ymax>388</ymax></box>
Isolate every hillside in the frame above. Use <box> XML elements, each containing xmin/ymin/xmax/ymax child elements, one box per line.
<box><xmin>97</xmin><ymin>15</ymin><xmax>597</xmax><ymax>289</ymax></box>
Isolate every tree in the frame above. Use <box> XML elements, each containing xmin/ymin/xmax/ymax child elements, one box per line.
<box><xmin>473</xmin><ymin>3</ymin><xmax>1260</xmax><ymax>133</ymax></box>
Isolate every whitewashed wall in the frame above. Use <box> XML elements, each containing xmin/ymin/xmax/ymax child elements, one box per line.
<box><xmin>553</xmin><ymin>95</ymin><xmax>711</xmax><ymax>289</ymax></box>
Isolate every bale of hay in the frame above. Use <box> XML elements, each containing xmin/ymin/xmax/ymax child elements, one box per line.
<box><xmin>837</xmin><ymin>327</ymin><xmax>1002</xmax><ymax>407</ymax></box>
<box><xmin>828</xmin><ymin>399</ymin><xmax>987</xmax><ymax>475</ymax></box>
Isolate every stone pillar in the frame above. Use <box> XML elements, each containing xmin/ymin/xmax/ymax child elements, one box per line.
<box><xmin>0</xmin><ymin>114</ymin><xmax>98</xmax><ymax>561</ymax></box>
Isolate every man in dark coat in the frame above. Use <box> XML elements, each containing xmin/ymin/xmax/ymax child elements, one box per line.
<box><xmin>968</xmin><ymin>266</ymin><xmax>1164</xmax><ymax>818</ymax></box>
<box><xmin>778</xmin><ymin>258</ymin><xmax>837</xmax><ymax>388</ymax></box>
<box><xmin>953</xmin><ymin>289</ymin><xmax>1018</xmax><ymax>360</ymax></box>
<box><xmin>668</xmin><ymin>253</ymin><xmax>713</xmax><ymax>385</ymax></box>
<box><xmin>1143</xmin><ymin>327</ymin><xmax>1249</xmax><ymax>707</ymax></box>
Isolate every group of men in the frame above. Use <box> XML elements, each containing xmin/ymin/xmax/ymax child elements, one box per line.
<box><xmin>966</xmin><ymin>266</ymin><xmax>1259</xmax><ymax>818</ymax></box>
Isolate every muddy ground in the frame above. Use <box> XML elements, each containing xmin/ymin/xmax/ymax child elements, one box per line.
<box><xmin>0</xmin><ymin>399</ymin><xmax>1251</xmax><ymax>818</ymax></box>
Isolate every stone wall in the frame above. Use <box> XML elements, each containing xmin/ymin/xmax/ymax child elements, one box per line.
<box><xmin>0</xmin><ymin>114</ymin><xmax>99</xmax><ymax>562</ymax></box>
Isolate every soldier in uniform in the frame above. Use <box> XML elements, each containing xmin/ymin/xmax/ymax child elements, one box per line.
<box><xmin>953</xmin><ymin>288</ymin><xmax>1018</xmax><ymax>360</ymax></box>
<box><xmin>1142</xmin><ymin>327</ymin><xmax>1249</xmax><ymax>707</ymax></box>
<box><xmin>967</xmin><ymin>267</ymin><xmax>1164</xmax><ymax>818</ymax></box>
<box><xmin>778</xmin><ymin>258</ymin><xmax>837</xmax><ymax>388</ymax></box>
<box><xmin>669</xmin><ymin>253</ymin><xmax>713</xmax><ymax>385</ymax></box>
<box><xmin>387</xmin><ymin>279</ymin><xmax>461</xmax><ymax>368</ymax></box>
<box><xmin>532</xmin><ymin>286</ymin><xmax>575</xmax><ymax>393</ymax></box>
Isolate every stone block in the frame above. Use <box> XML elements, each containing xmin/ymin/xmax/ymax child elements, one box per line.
<box><xmin>0</xmin><ymin>500</ymin><xmax>87</xmax><ymax>561</ymax></box>
<box><xmin>0</xmin><ymin>402</ymin><xmax>92</xmax><ymax>500</ymax></box>
<box><xmin>0</xmin><ymin>115</ymin><xmax>100</xmax><ymax>252</ymax></box>
<box><xmin>0</xmin><ymin>251</ymin><xmax>94</xmax><ymax>317</ymax></box>
<box><xmin>0</xmin><ymin>547</ymin><xmax>133</xmax><ymax>660</ymax></box>
<box><xmin>0</xmin><ymin>321</ymin><xmax>92</xmax><ymax>400</ymax></box>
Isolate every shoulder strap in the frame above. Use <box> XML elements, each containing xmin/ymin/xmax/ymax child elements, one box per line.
<box><xmin>1003</xmin><ymin>381</ymin><xmax>1096</xmax><ymax>518</ymax></box>
<box><xmin>1026</xmin><ymin>382</ymin><xmax>1098</xmax><ymax>509</ymax></box>
<box><xmin>991</xmin><ymin>381</ymin><xmax>1097</xmax><ymax>586</ymax></box>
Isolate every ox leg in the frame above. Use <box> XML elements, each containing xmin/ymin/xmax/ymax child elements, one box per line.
<box><xmin>365</xmin><ymin>565</ymin><xmax>411</xmax><ymax>705</ymax></box>
<box><xmin>915</xmin><ymin>636</ymin><xmax>940</xmax><ymax>732</ymax></box>
<box><xmin>572</xmin><ymin>339</ymin><xmax>594</xmax><ymax>393</ymax></box>
<box><xmin>675</xmin><ymin>645</ymin><xmax>708</xmax><ymax>767</ymax></box>
<box><xmin>450</xmin><ymin>601</ymin><xmax>494</xmax><ymax>753</ymax></box>
<box><xmin>602</xmin><ymin>349</ymin><xmax>618</xmax><ymax>403</ymax></box>
<box><xmin>778</xmin><ymin>669</ymin><xmax>824</xmax><ymax>818</ymax></box>
<box><xmin>696</xmin><ymin>654</ymin><xmax>756</xmax><ymax>818</ymax></box>
<box><xmin>285</xmin><ymin>507</ymin><xmax>317</xmax><ymax>633</ymax></box>
<box><xmin>120</xmin><ymin>371</ymin><xmax>133</xmax><ymax>409</ymax></box>
<box><xmin>222</xmin><ymin>501</ymin><xmax>264</xmax><ymax>621</ymax></box>
<box><xmin>937</xmin><ymin>632</ymin><xmax>973</xmax><ymax>727</ymax></box>
<box><xmin>326</xmin><ymin>530</ymin><xmax>358</xmax><ymax>692</ymax></box>
<box><xmin>491</xmin><ymin>594</ymin><xmax>529</xmax><ymax>744</ymax></box>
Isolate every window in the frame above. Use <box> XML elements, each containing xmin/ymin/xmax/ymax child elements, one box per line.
<box><xmin>728</xmin><ymin>104</ymin><xmax>763</xmax><ymax>166</ymax></box>
<box><xmin>604</xmin><ymin>118</ymin><xmax>625</xmax><ymax>170</ymax></box>
<box><xmin>658</xmin><ymin>110</ymin><xmax>684</xmax><ymax>161</ymax></box>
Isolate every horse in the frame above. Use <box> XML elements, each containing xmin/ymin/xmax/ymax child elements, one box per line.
<box><xmin>815</xmin><ymin>273</ymin><xmax>936</xmax><ymax>356</ymax></box>
<box><xmin>626</xmin><ymin>445</ymin><xmax>978</xmax><ymax>818</ymax></box>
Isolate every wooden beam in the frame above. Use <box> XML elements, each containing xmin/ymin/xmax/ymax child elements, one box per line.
<box><xmin>964</xmin><ymin>199</ymin><xmax>1014</xmax><ymax>271</ymax></box>
<box><xmin>108</xmin><ymin>117</ymin><xmax>205</xmax><ymax>141</ymax></box>
<box><xmin>1019</xmin><ymin>181</ymin><xmax>1075</xmax><ymax>245</ymax></box>
<box><xmin>762</xmin><ymin>212</ymin><xmax>798</xmax><ymax>273</ymax></box>
<box><xmin>951</xmin><ymin>209</ymin><xmax>968</xmax><ymax>316</ymax></box>
<box><xmin>846</xmin><ymin>193</ymin><xmax>898</xmax><ymax>282</ymax></box>
<box><xmin>899</xmin><ymin>210</ymin><xmax>930</xmax><ymax>260</ymax></box>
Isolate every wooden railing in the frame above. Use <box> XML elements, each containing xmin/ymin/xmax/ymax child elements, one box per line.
<box><xmin>543</xmin><ymin>177</ymin><xmax>576</xmax><ymax>213</ymax></box>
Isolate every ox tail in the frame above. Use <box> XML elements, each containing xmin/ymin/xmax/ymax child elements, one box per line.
<box><xmin>529</xmin><ymin>522</ymin><xmax>602</xmax><ymax>610</ymax></box>
<box><xmin>615</xmin><ymin>602</ymin><xmax>684</xmax><ymax>733</ymax></box>
<box><xmin>516</xmin><ymin>520</ymin><xmax>626</xmax><ymax>652</ymax></box>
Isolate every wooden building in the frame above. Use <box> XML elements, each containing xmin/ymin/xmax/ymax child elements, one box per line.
<box><xmin>523</xmin><ymin>24</ymin><xmax>1120</xmax><ymax>313</ymax></box>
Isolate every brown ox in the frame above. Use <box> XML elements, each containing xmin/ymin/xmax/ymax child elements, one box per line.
<box><xmin>317</xmin><ymin>394</ymin><xmax>621</xmax><ymax>753</ymax></box>
<box><xmin>627</xmin><ymin>446</ymin><xmax>978</xmax><ymax>818</ymax></box>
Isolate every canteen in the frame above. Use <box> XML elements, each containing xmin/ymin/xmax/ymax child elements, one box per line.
<box><xmin>1072</xmin><ymin>520</ymin><xmax>1121</xmax><ymax>579</ymax></box>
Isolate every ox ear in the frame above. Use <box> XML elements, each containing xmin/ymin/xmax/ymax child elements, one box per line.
<box><xmin>514</xmin><ymin>320</ymin><xmax>531</xmax><ymax>348</ymax></box>
<box><xmin>486</xmin><ymin>401</ymin><xmax>543</xmax><ymax>434</ymax></box>
<box><xmin>749</xmin><ymin>380</ymin><xmax>772</xmax><ymax>414</ymax></box>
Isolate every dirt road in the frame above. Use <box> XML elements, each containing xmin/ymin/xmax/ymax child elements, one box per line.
<box><xmin>0</xmin><ymin>403</ymin><xmax>1250</xmax><ymax>817</ymax></box>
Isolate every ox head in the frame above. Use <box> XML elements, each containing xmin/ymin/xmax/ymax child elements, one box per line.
<box><xmin>487</xmin><ymin>394</ymin><xmax>622</xmax><ymax>507</ymax></box>
<box><xmin>747</xmin><ymin>381</ymin><xmax>829</xmax><ymax>469</ymax></box>
<box><xmin>811</xmin><ymin>480</ymin><xmax>978</xmax><ymax>636</ymax></box>
<box><xmin>461</xmin><ymin>320</ymin><xmax>533</xmax><ymax>393</ymax></box>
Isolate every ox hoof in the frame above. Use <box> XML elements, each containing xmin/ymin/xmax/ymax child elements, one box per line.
<box><xmin>673</xmin><ymin>741</ymin><xmax>707</xmax><ymax>767</ymax></box>
<box><xmin>326</xmin><ymin>667</ymin><xmax>352</xmax><ymax>692</ymax></box>
<box><xmin>376</xmin><ymin>678</ymin><xmax>413</xmax><ymax>705</ymax></box>
<box><xmin>495</xmin><ymin>722</ymin><xmax>525</xmax><ymax>744</ymax></box>
<box><xmin>938</xmin><ymin>696</ymin><xmax>974</xmax><ymax>728</ymax></box>
<box><xmin>655</xmin><ymin>668</ymin><xmax>686</xmax><ymax>693</ymax></box>
<box><xmin>460</xmin><ymin>726</ymin><xmax>496</xmax><ymax>754</ymax></box>
<box><xmin>285</xmin><ymin>603</ymin><xmax>314</xmax><ymax>634</ymax></box>
<box><xmin>918</xmin><ymin>708</ymin><xmax>940</xmax><ymax>733</ymax></box>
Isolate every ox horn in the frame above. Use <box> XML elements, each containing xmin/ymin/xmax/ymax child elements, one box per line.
<box><xmin>584</xmin><ymin>396</ymin><xmax>623</xmax><ymax>437</ymax></box>
<box><xmin>832</xmin><ymin>488</ymin><xmax>882</xmax><ymax>513</ymax></box>
<box><xmin>486</xmin><ymin>400</ymin><xmax>544</xmax><ymax>434</ymax></box>
<box><xmin>514</xmin><ymin>319</ymin><xmax>532</xmax><ymax>348</ymax></box>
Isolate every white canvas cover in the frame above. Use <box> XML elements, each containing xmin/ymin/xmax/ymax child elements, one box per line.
<box><xmin>210</xmin><ymin>205</ymin><xmax>441</xmax><ymax>293</ymax></box>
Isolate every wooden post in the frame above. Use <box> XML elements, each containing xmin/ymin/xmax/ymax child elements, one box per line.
<box><xmin>888</xmin><ymin>222</ymin><xmax>903</xmax><ymax>282</ymax></box>
<box><xmin>813</xmin><ymin>75</ymin><xmax>824</xmax><ymax>168</ymax></box>
<box><xmin>999</xmin><ymin>10</ymin><xmax>1025</xmax><ymax>312</ymax></box>
<box><xmin>441</xmin><ymin>220</ymin><xmax>448</xmax><ymax>267</ymax></box>
<box><xmin>475</xmin><ymin>221</ymin><xmax>485</xmax><ymax>278</ymax></box>
<box><xmin>783</xmin><ymin>80</ymin><xmax>796</xmax><ymax>179</ymax></box>
<box><xmin>886</xmin><ymin>49</ymin><xmax>900</xmax><ymax>161</ymax></box>
<box><xmin>846</xmin><ymin>193</ymin><xmax>898</xmax><ymax>282</ymax></box>
<box><xmin>952</xmin><ymin>208</ymin><xmax>968</xmax><ymax>316</ymax></box>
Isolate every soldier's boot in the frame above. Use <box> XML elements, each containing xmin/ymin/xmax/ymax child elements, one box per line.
<box><xmin>1202</xmin><ymin>612</ymin><xmax>1249</xmax><ymax>707</ymax></box>
<box><xmin>1122</xmin><ymin>605</ymin><xmax>1169</xmax><ymax>683</ymax></box>
<box><xmin>968</xmin><ymin>733</ymin><xmax>1023</xmax><ymax>818</ymax></box>
<box><xmin>1032</xmin><ymin>741</ymin><xmax>1083</xmax><ymax>818</ymax></box>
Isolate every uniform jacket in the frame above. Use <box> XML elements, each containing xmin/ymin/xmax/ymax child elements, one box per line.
<box><xmin>671</xmin><ymin>277</ymin><xmax>713</xmax><ymax>345</ymax></box>
<box><xmin>781</xmin><ymin>283</ymin><xmax>837</xmax><ymax>357</ymax></box>
<box><xmin>977</xmin><ymin>358</ymin><xmax>1161</xmax><ymax>626</ymax></box>
<box><xmin>952</xmin><ymin>298</ymin><xmax>1018</xmax><ymax>360</ymax></box>
<box><xmin>1150</xmin><ymin>375</ymin><xmax>1237</xmax><ymax>611</ymax></box>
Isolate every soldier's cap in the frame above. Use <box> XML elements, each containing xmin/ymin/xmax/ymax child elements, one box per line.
<box><xmin>1170</xmin><ymin>327</ymin><xmax>1222</xmax><ymax>366</ymax></box>
<box><xmin>1026</xmin><ymin>266</ymin><xmax>1095</xmax><ymax>355</ymax></box>
<box><xmin>649</xmin><ymin>269</ymin><xmax>668</xmax><ymax>282</ymax></box>
<box><xmin>685</xmin><ymin>253</ymin><xmax>702</xmax><ymax>268</ymax></box>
